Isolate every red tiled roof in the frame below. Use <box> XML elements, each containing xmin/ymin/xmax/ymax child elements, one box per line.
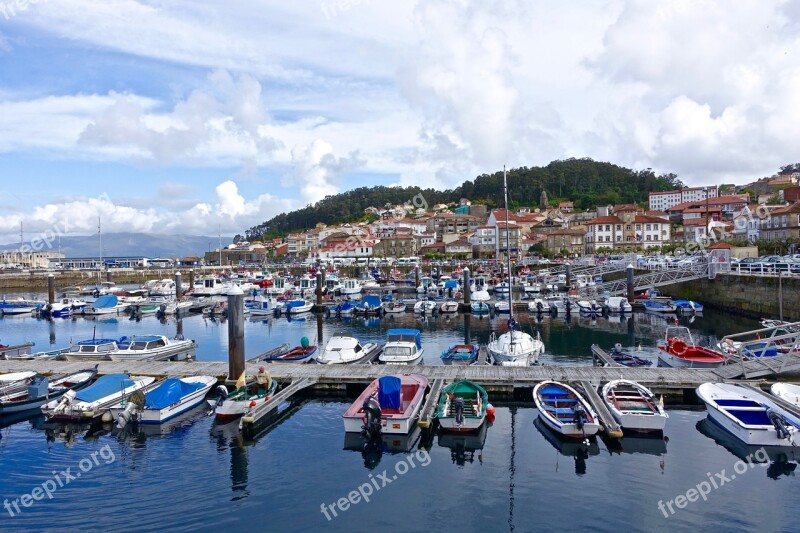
<box><xmin>586</xmin><ymin>216</ymin><xmax>622</xmax><ymax>225</ymax></box>
<box><xmin>634</xmin><ymin>215</ymin><xmax>670</xmax><ymax>224</ymax></box>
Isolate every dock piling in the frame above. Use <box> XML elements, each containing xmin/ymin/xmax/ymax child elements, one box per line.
<box><xmin>626</xmin><ymin>264</ymin><xmax>634</xmax><ymax>303</ymax></box>
<box><xmin>189</xmin><ymin>269</ymin><xmax>195</xmax><ymax>291</ymax></box>
<box><xmin>227</xmin><ymin>285</ymin><xmax>245</xmax><ymax>383</ymax></box>
<box><xmin>175</xmin><ymin>271</ymin><xmax>182</xmax><ymax>301</ymax></box>
<box><xmin>565</xmin><ymin>263</ymin><xmax>572</xmax><ymax>289</ymax></box>
<box><xmin>463</xmin><ymin>267</ymin><xmax>471</xmax><ymax>305</ymax></box>
<box><xmin>47</xmin><ymin>274</ymin><xmax>55</xmax><ymax>305</ymax></box>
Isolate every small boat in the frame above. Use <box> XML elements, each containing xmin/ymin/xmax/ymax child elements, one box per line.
<box><xmin>0</xmin><ymin>368</ymin><xmax>97</xmax><ymax>414</ymax></box>
<box><xmin>527</xmin><ymin>298</ymin><xmax>548</xmax><ymax>313</ymax></box>
<box><xmin>770</xmin><ymin>383</ymin><xmax>800</xmax><ymax>407</ymax></box>
<box><xmin>608</xmin><ymin>344</ymin><xmax>653</xmax><ymax>367</ymax></box>
<box><xmin>109</xmin><ymin>375</ymin><xmax>217</xmax><ymax>427</ymax></box>
<box><xmin>245</xmin><ymin>298</ymin><xmax>274</xmax><ymax>316</ymax></box>
<box><xmin>471</xmin><ymin>301</ymin><xmax>489</xmax><ymax>314</ymax></box>
<box><xmin>487</xmin><ymin>325</ymin><xmax>544</xmax><ymax>366</ymax></box>
<box><xmin>47</xmin><ymin>298</ymin><xmax>88</xmax><ymax>318</ymax></box>
<box><xmin>284</xmin><ymin>299</ymin><xmax>313</xmax><ymax>315</ymax></box>
<box><xmin>42</xmin><ymin>374</ymin><xmax>157</xmax><ymax>420</ymax></box>
<box><xmin>494</xmin><ymin>300</ymin><xmax>510</xmax><ymax>313</ymax></box>
<box><xmin>642</xmin><ymin>300</ymin><xmax>677</xmax><ymax>313</ymax></box>
<box><xmin>211</xmin><ymin>367</ymin><xmax>277</xmax><ymax>422</ymax></box>
<box><xmin>355</xmin><ymin>295</ymin><xmax>382</xmax><ymax>315</ymax></box>
<box><xmin>440</xmin><ymin>344</ymin><xmax>479</xmax><ymax>365</ymax></box>
<box><xmin>334</xmin><ymin>300</ymin><xmax>356</xmax><ymax>316</ymax></box>
<box><xmin>533</xmin><ymin>381</ymin><xmax>599</xmax><ymax>438</ymax></box>
<box><xmin>82</xmin><ymin>294</ymin><xmax>125</xmax><ymax>315</ymax></box>
<box><xmin>383</xmin><ymin>302</ymin><xmax>407</xmax><ymax>314</ymax></box>
<box><xmin>673</xmin><ymin>299</ymin><xmax>703</xmax><ymax>313</ymax></box>
<box><xmin>413</xmin><ymin>300</ymin><xmax>438</xmax><ymax>314</ymax></box>
<box><xmin>97</xmin><ymin>335</ymin><xmax>196</xmax><ymax>362</ymax></box>
<box><xmin>342</xmin><ymin>374</ymin><xmax>428</xmax><ymax>436</ymax></box>
<box><xmin>379</xmin><ymin>328</ymin><xmax>425</xmax><ymax>365</ymax></box>
<box><xmin>262</xmin><ymin>337</ymin><xmax>317</xmax><ymax>363</ymax></box>
<box><xmin>0</xmin><ymin>300</ymin><xmax>37</xmax><ymax>316</ymax></box>
<box><xmin>439</xmin><ymin>301</ymin><xmax>459</xmax><ymax>314</ymax></box>
<box><xmin>436</xmin><ymin>379</ymin><xmax>488</xmax><ymax>432</ymax></box>
<box><xmin>247</xmin><ymin>343</ymin><xmax>291</xmax><ymax>363</ymax></box>
<box><xmin>576</xmin><ymin>300</ymin><xmax>603</xmax><ymax>316</ymax></box>
<box><xmin>316</xmin><ymin>335</ymin><xmax>381</xmax><ymax>364</ymax></box>
<box><xmin>696</xmin><ymin>382</ymin><xmax>800</xmax><ymax>446</ymax></box>
<box><xmin>657</xmin><ymin>327</ymin><xmax>728</xmax><ymax>368</ymax></box>
<box><xmin>0</xmin><ymin>371</ymin><xmax>39</xmax><ymax>399</ymax></box>
<box><xmin>601</xmin><ymin>379</ymin><xmax>668</xmax><ymax>433</ymax></box>
<box><xmin>494</xmin><ymin>282</ymin><xmax>510</xmax><ymax>295</ymax></box>
<box><xmin>604</xmin><ymin>296</ymin><xmax>632</xmax><ymax>314</ymax></box>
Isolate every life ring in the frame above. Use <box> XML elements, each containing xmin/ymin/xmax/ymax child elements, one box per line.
<box><xmin>671</xmin><ymin>339</ymin><xmax>688</xmax><ymax>356</ymax></box>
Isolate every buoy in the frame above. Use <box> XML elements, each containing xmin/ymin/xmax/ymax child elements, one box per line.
<box><xmin>486</xmin><ymin>404</ymin><xmax>495</xmax><ymax>416</ymax></box>
<box><xmin>249</xmin><ymin>400</ymin><xmax>257</xmax><ymax>407</ymax></box>
<box><xmin>487</xmin><ymin>413</ymin><xmax>496</xmax><ymax>423</ymax></box>
<box><xmin>101</xmin><ymin>411</ymin><xmax>113</xmax><ymax>423</ymax></box>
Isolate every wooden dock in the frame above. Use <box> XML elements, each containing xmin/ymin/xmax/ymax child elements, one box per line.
<box><xmin>240</xmin><ymin>377</ymin><xmax>317</xmax><ymax>436</ymax></box>
<box><xmin>577</xmin><ymin>381</ymin><xmax>623</xmax><ymax>438</ymax></box>
<box><xmin>590</xmin><ymin>345</ymin><xmax>622</xmax><ymax>367</ymax></box>
<box><xmin>418</xmin><ymin>378</ymin><xmax>444</xmax><ymax>428</ymax></box>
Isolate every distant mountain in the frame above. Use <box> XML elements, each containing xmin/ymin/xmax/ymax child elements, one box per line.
<box><xmin>0</xmin><ymin>233</ymin><xmax>233</xmax><ymax>258</ymax></box>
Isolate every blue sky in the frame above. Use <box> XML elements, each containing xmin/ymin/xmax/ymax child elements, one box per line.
<box><xmin>0</xmin><ymin>0</ymin><xmax>798</xmax><ymax>243</ymax></box>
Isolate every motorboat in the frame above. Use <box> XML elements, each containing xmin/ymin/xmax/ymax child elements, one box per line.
<box><xmin>283</xmin><ymin>299</ymin><xmax>313</xmax><ymax>315</ymax></box>
<box><xmin>354</xmin><ymin>295</ymin><xmax>382</xmax><ymax>315</ymax></box>
<box><xmin>527</xmin><ymin>298</ymin><xmax>549</xmax><ymax>313</ymax></box>
<box><xmin>576</xmin><ymin>299</ymin><xmax>603</xmax><ymax>316</ymax></box>
<box><xmin>109</xmin><ymin>375</ymin><xmax>216</xmax><ymax>427</ymax></box>
<box><xmin>673</xmin><ymin>300</ymin><xmax>703</xmax><ymax>313</ymax></box>
<box><xmin>642</xmin><ymin>300</ymin><xmax>677</xmax><ymax>313</ymax></box>
<box><xmin>193</xmin><ymin>277</ymin><xmax>233</xmax><ymax>297</ymax></box>
<box><xmin>333</xmin><ymin>300</ymin><xmax>356</xmax><ymax>316</ymax></box>
<box><xmin>211</xmin><ymin>367</ymin><xmax>277</xmax><ymax>423</ymax></box>
<box><xmin>696</xmin><ymin>382</ymin><xmax>800</xmax><ymax>446</ymax></box>
<box><xmin>82</xmin><ymin>295</ymin><xmax>126</xmax><ymax>316</ymax></box>
<box><xmin>342</xmin><ymin>374</ymin><xmax>428</xmax><ymax>437</ymax></box>
<box><xmin>0</xmin><ymin>371</ymin><xmax>37</xmax><ymax>398</ymax></box>
<box><xmin>42</xmin><ymin>373</ymin><xmax>157</xmax><ymax>420</ymax></box>
<box><xmin>471</xmin><ymin>301</ymin><xmax>489</xmax><ymax>314</ymax></box>
<box><xmin>604</xmin><ymin>296</ymin><xmax>632</xmax><ymax>314</ymax></box>
<box><xmin>0</xmin><ymin>368</ymin><xmax>97</xmax><ymax>415</ymax></box>
<box><xmin>494</xmin><ymin>300</ymin><xmax>510</xmax><ymax>313</ymax></box>
<box><xmin>439</xmin><ymin>301</ymin><xmax>459</xmax><ymax>314</ymax></box>
<box><xmin>436</xmin><ymin>379</ymin><xmax>488</xmax><ymax>432</ymax></box>
<box><xmin>770</xmin><ymin>383</ymin><xmax>800</xmax><ymax>407</ymax></box>
<box><xmin>340</xmin><ymin>278</ymin><xmax>363</xmax><ymax>296</ymax></box>
<box><xmin>657</xmin><ymin>327</ymin><xmax>728</xmax><ymax>368</ymax></box>
<box><xmin>440</xmin><ymin>344</ymin><xmax>479</xmax><ymax>365</ymax></box>
<box><xmin>379</xmin><ymin>329</ymin><xmax>424</xmax><ymax>365</ymax></box>
<box><xmin>315</xmin><ymin>335</ymin><xmax>382</xmax><ymax>364</ymax></box>
<box><xmin>46</xmin><ymin>298</ymin><xmax>89</xmax><ymax>318</ymax></box>
<box><xmin>601</xmin><ymin>379</ymin><xmax>668</xmax><ymax>433</ymax></box>
<box><xmin>383</xmin><ymin>301</ymin><xmax>407</xmax><ymax>314</ymax></box>
<box><xmin>413</xmin><ymin>300</ymin><xmax>438</xmax><ymax>314</ymax></box>
<box><xmin>262</xmin><ymin>337</ymin><xmax>317</xmax><ymax>363</ymax></box>
<box><xmin>487</xmin><ymin>323</ymin><xmax>544</xmax><ymax>366</ymax></box>
<box><xmin>106</xmin><ymin>335</ymin><xmax>197</xmax><ymax>362</ymax></box>
<box><xmin>533</xmin><ymin>381</ymin><xmax>599</xmax><ymax>438</ymax></box>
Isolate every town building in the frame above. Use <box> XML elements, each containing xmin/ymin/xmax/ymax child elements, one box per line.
<box><xmin>649</xmin><ymin>186</ymin><xmax>718</xmax><ymax>211</ymax></box>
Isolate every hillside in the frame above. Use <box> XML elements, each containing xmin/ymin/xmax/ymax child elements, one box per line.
<box><xmin>245</xmin><ymin>158</ymin><xmax>683</xmax><ymax>239</ymax></box>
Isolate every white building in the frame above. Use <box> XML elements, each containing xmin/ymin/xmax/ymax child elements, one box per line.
<box><xmin>649</xmin><ymin>186</ymin><xmax>718</xmax><ymax>211</ymax></box>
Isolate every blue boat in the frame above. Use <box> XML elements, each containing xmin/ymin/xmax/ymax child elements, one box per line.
<box><xmin>471</xmin><ymin>301</ymin><xmax>489</xmax><ymax>314</ymax></box>
<box><xmin>109</xmin><ymin>376</ymin><xmax>217</xmax><ymax>426</ymax></box>
<box><xmin>673</xmin><ymin>300</ymin><xmax>703</xmax><ymax>312</ymax></box>
<box><xmin>440</xmin><ymin>344</ymin><xmax>479</xmax><ymax>365</ymax></box>
<box><xmin>334</xmin><ymin>300</ymin><xmax>356</xmax><ymax>316</ymax></box>
<box><xmin>642</xmin><ymin>300</ymin><xmax>677</xmax><ymax>313</ymax></box>
<box><xmin>355</xmin><ymin>295</ymin><xmax>382</xmax><ymax>315</ymax></box>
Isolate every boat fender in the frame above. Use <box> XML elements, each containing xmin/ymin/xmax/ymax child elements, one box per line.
<box><xmin>613</xmin><ymin>343</ymin><xmax>623</xmax><ymax>354</ymax></box>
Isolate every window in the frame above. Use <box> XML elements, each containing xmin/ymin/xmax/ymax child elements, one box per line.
<box><xmin>782</xmin><ymin>215</ymin><xmax>788</xmax><ymax>227</ymax></box>
<box><xmin>646</xmin><ymin>224</ymin><xmax>651</xmax><ymax>231</ymax></box>
<box><xmin>616</xmin><ymin>225</ymin><xmax>622</xmax><ymax>231</ymax></box>
<box><xmin>636</xmin><ymin>224</ymin><xmax>641</xmax><ymax>230</ymax></box>
<box><xmin>626</xmin><ymin>225</ymin><xmax>632</xmax><ymax>231</ymax></box>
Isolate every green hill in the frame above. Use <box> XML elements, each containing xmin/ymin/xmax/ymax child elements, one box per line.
<box><xmin>244</xmin><ymin>158</ymin><xmax>683</xmax><ymax>240</ymax></box>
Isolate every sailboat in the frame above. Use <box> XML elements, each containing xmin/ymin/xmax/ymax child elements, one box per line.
<box><xmin>487</xmin><ymin>167</ymin><xmax>545</xmax><ymax>366</ymax></box>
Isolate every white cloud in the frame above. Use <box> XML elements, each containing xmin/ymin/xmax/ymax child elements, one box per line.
<box><xmin>289</xmin><ymin>140</ymin><xmax>366</xmax><ymax>204</ymax></box>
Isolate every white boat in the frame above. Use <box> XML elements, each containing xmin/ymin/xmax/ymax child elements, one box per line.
<box><xmin>523</xmin><ymin>280</ymin><xmax>542</xmax><ymax>294</ymax></box>
<box><xmin>604</xmin><ymin>296</ymin><xmax>632</xmax><ymax>313</ymax></box>
<box><xmin>211</xmin><ymin>368</ymin><xmax>277</xmax><ymax>423</ymax></box>
<box><xmin>0</xmin><ymin>368</ymin><xmax>97</xmax><ymax>415</ymax></box>
<box><xmin>576</xmin><ymin>299</ymin><xmax>604</xmax><ymax>316</ymax></box>
<box><xmin>440</xmin><ymin>301</ymin><xmax>459</xmax><ymax>313</ymax></box>
<box><xmin>56</xmin><ymin>338</ymin><xmax>120</xmax><ymax>361</ymax></box>
<box><xmin>527</xmin><ymin>298</ymin><xmax>549</xmax><ymax>313</ymax></box>
<box><xmin>697</xmin><ymin>382</ymin><xmax>800</xmax><ymax>447</ymax></box>
<box><xmin>494</xmin><ymin>300</ymin><xmax>510</xmax><ymax>313</ymax></box>
<box><xmin>413</xmin><ymin>300</ymin><xmax>438</xmax><ymax>314</ymax></box>
<box><xmin>106</xmin><ymin>335</ymin><xmax>197</xmax><ymax>362</ymax></box>
<box><xmin>534</xmin><ymin>381</ymin><xmax>600</xmax><ymax>438</ymax></box>
<box><xmin>315</xmin><ymin>335</ymin><xmax>382</xmax><ymax>364</ymax></box>
<box><xmin>771</xmin><ymin>383</ymin><xmax>800</xmax><ymax>406</ymax></box>
<box><xmin>156</xmin><ymin>299</ymin><xmax>193</xmax><ymax>315</ymax></box>
<box><xmin>42</xmin><ymin>373</ymin><xmax>157</xmax><ymax>420</ymax></box>
<box><xmin>245</xmin><ymin>296</ymin><xmax>274</xmax><ymax>316</ymax></box>
<box><xmin>193</xmin><ymin>277</ymin><xmax>233</xmax><ymax>297</ymax></box>
<box><xmin>82</xmin><ymin>294</ymin><xmax>126</xmax><ymax>315</ymax></box>
<box><xmin>283</xmin><ymin>299</ymin><xmax>313</xmax><ymax>315</ymax></box>
<box><xmin>383</xmin><ymin>301</ymin><xmax>407</xmax><ymax>314</ymax></box>
<box><xmin>601</xmin><ymin>379</ymin><xmax>668</xmax><ymax>432</ymax></box>
<box><xmin>47</xmin><ymin>298</ymin><xmax>89</xmax><ymax>318</ymax></box>
<box><xmin>340</xmin><ymin>278</ymin><xmax>363</xmax><ymax>296</ymax></box>
<box><xmin>0</xmin><ymin>371</ymin><xmax>37</xmax><ymax>398</ymax></box>
<box><xmin>342</xmin><ymin>374</ymin><xmax>428</xmax><ymax>436</ymax></box>
<box><xmin>148</xmin><ymin>279</ymin><xmax>176</xmax><ymax>297</ymax></box>
<box><xmin>109</xmin><ymin>375</ymin><xmax>216</xmax><ymax>427</ymax></box>
<box><xmin>379</xmin><ymin>329</ymin><xmax>424</xmax><ymax>365</ymax></box>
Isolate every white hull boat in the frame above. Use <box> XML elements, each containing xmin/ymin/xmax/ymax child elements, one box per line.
<box><xmin>315</xmin><ymin>335</ymin><xmax>381</xmax><ymax>364</ymax></box>
<box><xmin>534</xmin><ymin>381</ymin><xmax>600</xmax><ymax>438</ymax></box>
<box><xmin>601</xmin><ymin>379</ymin><xmax>668</xmax><ymax>432</ymax></box>
<box><xmin>342</xmin><ymin>374</ymin><xmax>428</xmax><ymax>435</ymax></box>
<box><xmin>379</xmin><ymin>329</ymin><xmax>424</xmax><ymax>365</ymax></box>
<box><xmin>42</xmin><ymin>374</ymin><xmax>157</xmax><ymax>420</ymax></box>
<box><xmin>604</xmin><ymin>296</ymin><xmax>632</xmax><ymax>314</ymax></box>
<box><xmin>488</xmin><ymin>329</ymin><xmax>544</xmax><ymax>366</ymax></box>
<box><xmin>109</xmin><ymin>376</ymin><xmax>216</xmax><ymax>427</ymax></box>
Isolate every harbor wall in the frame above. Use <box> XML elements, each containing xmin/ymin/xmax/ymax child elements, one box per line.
<box><xmin>660</xmin><ymin>273</ymin><xmax>800</xmax><ymax>321</ymax></box>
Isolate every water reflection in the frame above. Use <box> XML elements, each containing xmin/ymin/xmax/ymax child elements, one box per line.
<box><xmin>343</xmin><ymin>426</ymin><xmax>423</xmax><ymax>470</ymax></box>
<box><xmin>533</xmin><ymin>417</ymin><xmax>599</xmax><ymax>476</ymax></box>
<box><xmin>437</xmin><ymin>422</ymin><xmax>488</xmax><ymax>467</ymax></box>
<box><xmin>601</xmin><ymin>432</ymin><xmax>669</xmax><ymax>457</ymax></box>
<box><xmin>41</xmin><ymin>420</ymin><xmax>110</xmax><ymax>448</ymax></box>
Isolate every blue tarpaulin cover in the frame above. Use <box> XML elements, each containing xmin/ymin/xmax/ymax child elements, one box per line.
<box><xmin>76</xmin><ymin>374</ymin><xmax>134</xmax><ymax>402</ymax></box>
<box><xmin>378</xmin><ymin>376</ymin><xmax>401</xmax><ymax>409</ymax></box>
<box><xmin>444</xmin><ymin>280</ymin><xmax>458</xmax><ymax>288</ymax></box>
<box><xmin>92</xmin><ymin>295</ymin><xmax>119</xmax><ymax>309</ymax></box>
<box><xmin>145</xmin><ymin>378</ymin><xmax>205</xmax><ymax>410</ymax></box>
<box><xmin>358</xmin><ymin>295</ymin><xmax>381</xmax><ymax>309</ymax></box>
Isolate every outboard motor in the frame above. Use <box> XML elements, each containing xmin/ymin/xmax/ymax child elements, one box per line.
<box><xmin>574</xmin><ymin>403</ymin><xmax>586</xmax><ymax>431</ymax></box>
<box><xmin>47</xmin><ymin>389</ymin><xmax>76</xmax><ymax>418</ymax></box>
<box><xmin>619</xmin><ymin>300</ymin><xmax>626</xmax><ymax>313</ymax></box>
<box><xmin>767</xmin><ymin>408</ymin><xmax>792</xmax><ymax>440</ymax></box>
<box><xmin>454</xmin><ymin>397</ymin><xmax>465</xmax><ymax>427</ymax></box>
<box><xmin>361</xmin><ymin>395</ymin><xmax>382</xmax><ymax>440</ymax></box>
<box><xmin>117</xmin><ymin>390</ymin><xmax>145</xmax><ymax>429</ymax></box>
<box><xmin>213</xmin><ymin>384</ymin><xmax>229</xmax><ymax>408</ymax></box>
<box><xmin>536</xmin><ymin>301</ymin><xmax>543</xmax><ymax>313</ymax></box>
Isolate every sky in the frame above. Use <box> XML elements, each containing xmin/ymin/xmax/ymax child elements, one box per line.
<box><xmin>0</xmin><ymin>0</ymin><xmax>798</xmax><ymax>244</ymax></box>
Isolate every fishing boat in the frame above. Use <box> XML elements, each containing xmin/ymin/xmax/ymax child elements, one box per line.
<box><xmin>0</xmin><ymin>368</ymin><xmax>97</xmax><ymax>415</ymax></box>
<box><xmin>607</xmin><ymin>344</ymin><xmax>653</xmax><ymax>367</ymax></box>
<box><xmin>696</xmin><ymin>382</ymin><xmax>800</xmax><ymax>446</ymax></box>
<box><xmin>340</xmin><ymin>278</ymin><xmax>363</xmax><ymax>296</ymax></box>
<box><xmin>41</xmin><ymin>373</ymin><xmax>157</xmax><ymax>420</ymax></box>
<box><xmin>316</xmin><ymin>335</ymin><xmax>381</xmax><ymax>365</ymax></box>
<box><xmin>109</xmin><ymin>375</ymin><xmax>217</xmax><ymax>427</ymax></box>
<box><xmin>284</xmin><ymin>299</ymin><xmax>313</xmax><ymax>315</ymax></box>
<box><xmin>601</xmin><ymin>379</ymin><xmax>668</xmax><ymax>432</ymax></box>
<box><xmin>354</xmin><ymin>295</ymin><xmax>382</xmax><ymax>315</ymax></box>
<box><xmin>576</xmin><ymin>299</ymin><xmax>604</xmax><ymax>316</ymax></box>
<box><xmin>192</xmin><ymin>277</ymin><xmax>233</xmax><ymax>297</ymax></box>
<box><xmin>262</xmin><ymin>337</ymin><xmax>317</xmax><ymax>363</ymax></box>
<box><xmin>439</xmin><ymin>301</ymin><xmax>459</xmax><ymax>314</ymax></box>
<box><xmin>245</xmin><ymin>297</ymin><xmax>274</xmax><ymax>316</ymax></box>
<box><xmin>471</xmin><ymin>301</ymin><xmax>489</xmax><ymax>314</ymax></box>
<box><xmin>342</xmin><ymin>374</ymin><xmax>428</xmax><ymax>436</ymax></box>
<box><xmin>604</xmin><ymin>296</ymin><xmax>632</xmax><ymax>314</ymax></box>
<box><xmin>0</xmin><ymin>300</ymin><xmax>37</xmax><ymax>316</ymax></box>
<box><xmin>378</xmin><ymin>329</ymin><xmax>424</xmax><ymax>365</ymax></box>
<box><xmin>383</xmin><ymin>301</ymin><xmax>407</xmax><ymax>314</ymax></box>
<box><xmin>0</xmin><ymin>371</ymin><xmax>37</xmax><ymax>398</ymax></box>
<box><xmin>642</xmin><ymin>300</ymin><xmax>677</xmax><ymax>313</ymax></box>
<box><xmin>440</xmin><ymin>344</ymin><xmax>479</xmax><ymax>365</ymax></box>
<box><xmin>436</xmin><ymin>379</ymin><xmax>489</xmax><ymax>432</ymax></box>
<box><xmin>770</xmin><ymin>383</ymin><xmax>800</xmax><ymax>407</ymax></box>
<box><xmin>413</xmin><ymin>300</ymin><xmax>438</xmax><ymax>314</ymax></box>
<box><xmin>657</xmin><ymin>326</ymin><xmax>728</xmax><ymax>368</ymax></box>
<box><xmin>55</xmin><ymin>338</ymin><xmax>119</xmax><ymax>361</ymax></box>
<box><xmin>211</xmin><ymin>367</ymin><xmax>277</xmax><ymax>422</ymax></box>
<box><xmin>533</xmin><ymin>381</ymin><xmax>599</xmax><ymax>438</ymax></box>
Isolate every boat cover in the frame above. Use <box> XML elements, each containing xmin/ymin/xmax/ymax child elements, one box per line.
<box><xmin>76</xmin><ymin>374</ymin><xmax>133</xmax><ymax>402</ymax></box>
<box><xmin>145</xmin><ymin>378</ymin><xmax>206</xmax><ymax>410</ymax></box>
<box><xmin>378</xmin><ymin>376</ymin><xmax>401</xmax><ymax>409</ymax></box>
<box><xmin>92</xmin><ymin>295</ymin><xmax>119</xmax><ymax>308</ymax></box>
<box><xmin>444</xmin><ymin>280</ymin><xmax>458</xmax><ymax>288</ymax></box>
<box><xmin>386</xmin><ymin>329</ymin><xmax>422</xmax><ymax>348</ymax></box>
<box><xmin>358</xmin><ymin>295</ymin><xmax>381</xmax><ymax>309</ymax></box>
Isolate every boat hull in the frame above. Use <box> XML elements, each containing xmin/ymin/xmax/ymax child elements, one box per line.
<box><xmin>109</xmin><ymin>378</ymin><xmax>215</xmax><ymax>424</ymax></box>
<box><xmin>342</xmin><ymin>374</ymin><xmax>428</xmax><ymax>435</ymax></box>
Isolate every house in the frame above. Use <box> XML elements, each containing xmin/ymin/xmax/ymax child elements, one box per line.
<box><xmin>469</xmin><ymin>226</ymin><xmax>497</xmax><ymax>258</ymax></box>
<box><xmin>649</xmin><ymin>186</ymin><xmax>718</xmax><ymax>211</ymax></box>
<box><xmin>558</xmin><ymin>201</ymin><xmax>574</xmax><ymax>213</ymax></box>
<box><xmin>419</xmin><ymin>242</ymin><xmax>446</xmax><ymax>256</ymax></box>
<box><xmin>426</xmin><ymin>213</ymin><xmax>479</xmax><ymax>242</ymax></box>
<box><xmin>665</xmin><ymin>195</ymin><xmax>750</xmax><ymax>219</ymax></box>
<box><xmin>445</xmin><ymin>238</ymin><xmax>472</xmax><ymax>256</ymax></box>
<box><xmin>585</xmin><ymin>213</ymin><xmax>671</xmax><ymax>252</ymax></box>
<box><xmin>487</xmin><ymin>209</ymin><xmax>546</xmax><ymax>236</ymax></box>
<box><xmin>495</xmin><ymin>222</ymin><xmax>522</xmax><ymax>259</ymax></box>
<box><xmin>545</xmin><ymin>229</ymin><xmax>585</xmax><ymax>256</ymax></box>
<box><xmin>761</xmin><ymin>203</ymin><xmax>800</xmax><ymax>242</ymax></box>
<box><xmin>413</xmin><ymin>232</ymin><xmax>436</xmax><ymax>250</ymax></box>
<box><xmin>374</xmin><ymin>235</ymin><xmax>415</xmax><ymax>258</ymax></box>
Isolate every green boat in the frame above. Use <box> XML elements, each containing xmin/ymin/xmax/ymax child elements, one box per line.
<box><xmin>436</xmin><ymin>379</ymin><xmax>489</xmax><ymax>432</ymax></box>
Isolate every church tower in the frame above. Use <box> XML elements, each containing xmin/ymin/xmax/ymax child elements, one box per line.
<box><xmin>539</xmin><ymin>189</ymin><xmax>548</xmax><ymax>209</ymax></box>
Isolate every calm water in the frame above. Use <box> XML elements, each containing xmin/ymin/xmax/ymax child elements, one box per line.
<box><xmin>2</xmin><ymin>301</ymin><xmax>797</xmax><ymax>532</ymax></box>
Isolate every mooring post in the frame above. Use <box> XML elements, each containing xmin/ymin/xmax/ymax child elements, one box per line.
<box><xmin>315</xmin><ymin>272</ymin><xmax>323</xmax><ymax>308</ymax></box>
<box><xmin>106</xmin><ymin>270</ymin><xmax>112</xmax><ymax>283</ymax></box>
<box><xmin>175</xmin><ymin>271</ymin><xmax>182</xmax><ymax>301</ymax></box>
<box><xmin>189</xmin><ymin>269</ymin><xmax>195</xmax><ymax>291</ymax></box>
<box><xmin>176</xmin><ymin>316</ymin><xmax>184</xmax><ymax>340</ymax></box>
<box><xmin>565</xmin><ymin>262</ymin><xmax>572</xmax><ymax>290</ymax></box>
<box><xmin>779</xmin><ymin>270</ymin><xmax>784</xmax><ymax>322</ymax></box>
<box><xmin>626</xmin><ymin>264</ymin><xmax>634</xmax><ymax>303</ymax></box>
<box><xmin>47</xmin><ymin>273</ymin><xmax>55</xmax><ymax>305</ymax></box>
<box><xmin>227</xmin><ymin>285</ymin><xmax>245</xmax><ymax>383</ymax></box>
<box><xmin>415</xmin><ymin>267</ymin><xmax>420</xmax><ymax>292</ymax></box>
<box><xmin>317</xmin><ymin>312</ymin><xmax>324</xmax><ymax>346</ymax></box>
<box><xmin>463</xmin><ymin>267</ymin><xmax>471</xmax><ymax>305</ymax></box>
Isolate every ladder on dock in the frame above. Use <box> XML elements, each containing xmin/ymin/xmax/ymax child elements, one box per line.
<box><xmin>418</xmin><ymin>378</ymin><xmax>444</xmax><ymax>429</ymax></box>
<box><xmin>240</xmin><ymin>377</ymin><xmax>317</xmax><ymax>430</ymax></box>
<box><xmin>578</xmin><ymin>381</ymin><xmax>623</xmax><ymax>439</ymax></box>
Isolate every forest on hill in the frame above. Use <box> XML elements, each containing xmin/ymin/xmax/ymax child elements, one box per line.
<box><xmin>244</xmin><ymin>158</ymin><xmax>684</xmax><ymax>240</ymax></box>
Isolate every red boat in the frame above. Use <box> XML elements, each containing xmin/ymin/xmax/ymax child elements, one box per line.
<box><xmin>657</xmin><ymin>327</ymin><xmax>728</xmax><ymax>368</ymax></box>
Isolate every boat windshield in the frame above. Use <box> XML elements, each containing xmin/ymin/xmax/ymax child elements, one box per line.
<box><xmin>383</xmin><ymin>346</ymin><xmax>412</xmax><ymax>357</ymax></box>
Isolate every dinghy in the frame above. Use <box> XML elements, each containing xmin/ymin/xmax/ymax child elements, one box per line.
<box><xmin>262</xmin><ymin>337</ymin><xmax>317</xmax><ymax>363</ymax></box>
<box><xmin>110</xmin><ymin>375</ymin><xmax>216</xmax><ymax>427</ymax></box>
<box><xmin>436</xmin><ymin>379</ymin><xmax>488</xmax><ymax>432</ymax></box>
<box><xmin>342</xmin><ymin>374</ymin><xmax>428</xmax><ymax>437</ymax></box>
<box><xmin>770</xmin><ymin>383</ymin><xmax>800</xmax><ymax>407</ymax></box>
<box><xmin>42</xmin><ymin>373</ymin><xmax>156</xmax><ymax>420</ymax></box>
<box><xmin>211</xmin><ymin>367</ymin><xmax>278</xmax><ymax>422</ymax></box>
<box><xmin>601</xmin><ymin>379</ymin><xmax>668</xmax><ymax>432</ymax></box>
<box><xmin>533</xmin><ymin>381</ymin><xmax>599</xmax><ymax>438</ymax></box>
<box><xmin>439</xmin><ymin>301</ymin><xmax>459</xmax><ymax>314</ymax></box>
<box><xmin>440</xmin><ymin>344</ymin><xmax>479</xmax><ymax>365</ymax></box>
<box><xmin>0</xmin><ymin>368</ymin><xmax>96</xmax><ymax>414</ymax></box>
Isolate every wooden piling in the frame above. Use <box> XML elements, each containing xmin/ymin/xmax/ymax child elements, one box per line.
<box><xmin>227</xmin><ymin>285</ymin><xmax>245</xmax><ymax>383</ymax></box>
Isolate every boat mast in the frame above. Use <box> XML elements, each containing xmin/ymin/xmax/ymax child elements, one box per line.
<box><xmin>503</xmin><ymin>166</ymin><xmax>515</xmax><ymax>332</ymax></box>
<box><xmin>98</xmin><ymin>217</ymin><xmax>102</xmax><ymax>285</ymax></box>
